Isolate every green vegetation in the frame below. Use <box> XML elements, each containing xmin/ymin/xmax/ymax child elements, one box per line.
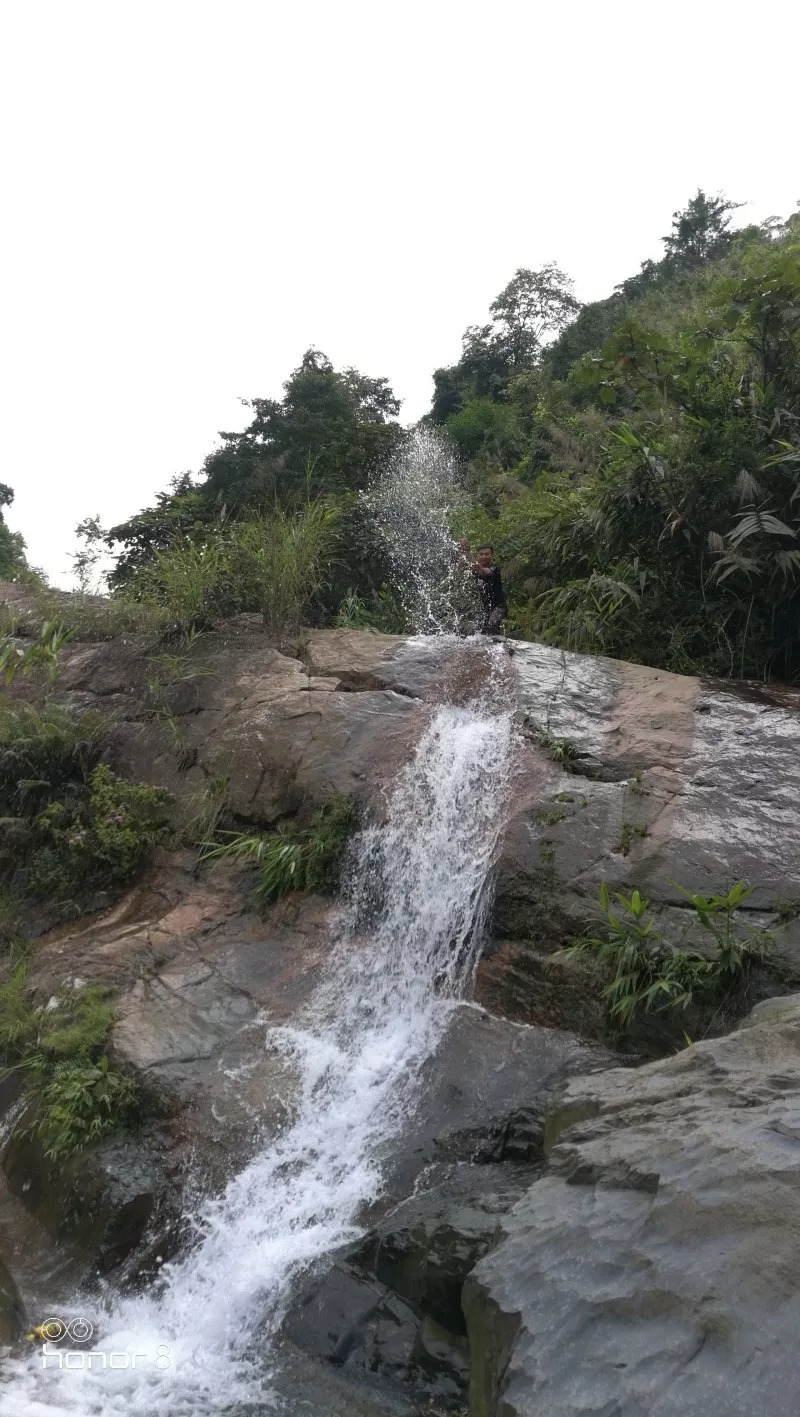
<box><xmin>616</xmin><ymin>822</ymin><xmax>649</xmax><ymax>856</ymax></box>
<box><xmin>443</xmin><ymin>195</ymin><xmax>800</xmax><ymax>680</ymax></box>
<box><xmin>34</xmin><ymin>590</ymin><xmax>168</xmax><ymax>642</ymax></box>
<box><xmin>101</xmin><ymin>349</ymin><xmax>402</xmax><ymax>627</ymax></box>
<box><xmin>0</xmin><ymin>965</ymin><xmax>139</xmax><ymax>1160</ymax></box>
<box><xmin>201</xmin><ymin>793</ymin><xmax>357</xmax><ymax>907</ymax></box>
<box><xmin>120</xmin><ymin>502</ymin><xmax>340</xmax><ymax>638</ymax></box>
<box><xmin>335</xmin><ymin>586</ymin><xmax>409</xmax><ymax>634</ymax></box>
<box><xmin>524</xmin><ymin>719</ymin><xmax>580</xmax><ymax>767</ymax></box>
<box><xmin>36</xmin><ymin>190</ymin><xmax>796</xmax><ymax>684</ymax></box>
<box><xmin>0</xmin><ymin>483</ymin><xmax>39</xmax><ymax>584</ymax></box>
<box><xmin>0</xmin><ymin>701</ymin><xmax>169</xmax><ymax>913</ymax></box>
<box><xmin>0</xmin><ymin>619</ymin><xmax>71</xmax><ymax>686</ymax></box>
<box><xmin>564</xmin><ymin>879</ymin><xmax>769</xmax><ymax>1032</ymax></box>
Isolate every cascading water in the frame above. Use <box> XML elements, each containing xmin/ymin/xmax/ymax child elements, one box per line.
<box><xmin>362</xmin><ymin>427</ymin><xmax>475</xmax><ymax>635</ymax></box>
<box><xmin>0</xmin><ymin>647</ymin><xmax>514</xmax><ymax>1417</ymax></box>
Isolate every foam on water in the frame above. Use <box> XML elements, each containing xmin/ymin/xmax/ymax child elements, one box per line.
<box><xmin>0</xmin><ymin>646</ymin><xmax>514</xmax><ymax>1417</ymax></box>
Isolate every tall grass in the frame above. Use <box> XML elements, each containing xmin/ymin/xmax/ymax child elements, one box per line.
<box><xmin>126</xmin><ymin>502</ymin><xmax>338</xmax><ymax>639</ymax></box>
<box><xmin>129</xmin><ymin>540</ymin><xmax>225</xmax><ymax>629</ymax></box>
<box><xmin>227</xmin><ymin>502</ymin><xmax>339</xmax><ymax>638</ymax></box>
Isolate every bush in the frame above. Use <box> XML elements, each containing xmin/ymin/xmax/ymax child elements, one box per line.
<box><xmin>335</xmin><ymin>586</ymin><xmax>409</xmax><ymax>634</ymax></box>
<box><xmin>563</xmin><ymin>880</ymin><xmax>770</xmax><ymax>1032</ymax></box>
<box><xmin>0</xmin><ymin>966</ymin><xmax>140</xmax><ymax>1160</ymax></box>
<box><xmin>126</xmin><ymin>539</ymin><xmax>226</xmax><ymax>630</ymax></box>
<box><xmin>0</xmin><ymin>704</ymin><xmax>169</xmax><ymax>908</ymax></box>
<box><xmin>0</xmin><ymin>619</ymin><xmax>71</xmax><ymax>686</ymax></box>
<box><xmin>202</xmin><ymin>793</ymin><xmax>357</xmax><ymax>907</ymax></box>
<box><xmin>124</xmin><ymin>502</ymin><xmax>339</xmax><ymax>639</ymax></box>
<box><xmin>27</xmin><ymin>764</ymin><xmax>170</xmax><ymax>901</ymax></box>
<box><xmin>226</xmin><ymin>502</ymin><xmax>339</xmax><ymax>639</ymax></box>
<box><xmin>35</xmin><ymin>591</ymin><xmax>168</xmax><ymax>641</ymax></box>
<box><xmin>0</xmin><ymin>702</ymin><xmax>105</xmax><ymax>815</ymax></box>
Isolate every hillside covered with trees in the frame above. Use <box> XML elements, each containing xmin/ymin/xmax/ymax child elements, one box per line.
<box><xmin>7</xmin><ymin>191</ymin><xmax>800</xmax><ymax>681</ymax></box>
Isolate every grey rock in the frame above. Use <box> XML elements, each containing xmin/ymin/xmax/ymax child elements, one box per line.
<box><xmin>0</xmin><ymin>1253</ymin><xmax>26</xmax><ymax>1345</ymax></box>
<box><xmin>465</xmin><ymin>993</ymin><xmax>800</xmax><ymax>1417</ymax></box>
<box><xmin>283</xmin><ymin>1010</ymin><xmax>613</xmax><ymax>1406</ymax></box>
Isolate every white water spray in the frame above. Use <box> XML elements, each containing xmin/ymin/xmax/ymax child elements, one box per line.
<box><xmin>363</xmin><ymin>428</ymin><xmax>474</xmax><ymax>635</ymax></box>
<box><xmin>1</xmin><ymin>652</ymin><xmax>514</xmax><ymax>1417</ymax></box>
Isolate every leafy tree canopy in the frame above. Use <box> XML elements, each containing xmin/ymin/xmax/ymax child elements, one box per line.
<box><xmin>0</xmin><ymin>484</ymin><xmax>34</xmax><ymax>583</ymax></box>
<box><xmin>430</xmin><ymin>264</ymin><xmax>580</xmax><ymax>423</ymax></box>
<box><xmin>107</xmin><ymin>349</ymin><xmax>402</xmax><ymax>588</ymax></box>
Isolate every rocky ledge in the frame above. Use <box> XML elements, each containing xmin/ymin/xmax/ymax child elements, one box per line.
<box><xmin>3</xmin><ymin>588</ymin><xmax>800</xmax><ymax>1413</ymax></box>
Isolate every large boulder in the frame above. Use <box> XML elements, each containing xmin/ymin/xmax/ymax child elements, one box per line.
<box><xmin>282</xmin><ymin>1008</ymin><xmax>612</xmax><ymax>1408</ymax></box>
<box><xmin>464</xmin><ymin>992</ymin><xmax>800</xmax><ymax>1417</ymax></box>
<box><xmin>484</xmin><ymin>642</ymin><xmax>800</xmax><ymax>1043</ymax></box>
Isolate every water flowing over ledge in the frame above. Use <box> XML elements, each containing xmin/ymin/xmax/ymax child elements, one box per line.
<box><xmin>1</xmin><ymin>643</ymin><xmax>514</xmax><ymax>1417</ymax></box>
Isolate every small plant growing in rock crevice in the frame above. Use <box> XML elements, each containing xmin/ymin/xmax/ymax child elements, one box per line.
<box><xmin>524</xmin><ymin>718</ymin><xmax>580</xmax><ymax>768</ymax></box>
<box><xmin>616</xmin><ymin>821</ymin><xmax>649</xmax><ymax>856</ymax></box>
<box><xmin>562</xmin><ymin>879</ymin><xmax>770</xmax><ymax>1032</ymax></box>
<box><xmin>201</xmin><ymin>794</ymin><xmax>358</xmax><ymax>908</ymax></box>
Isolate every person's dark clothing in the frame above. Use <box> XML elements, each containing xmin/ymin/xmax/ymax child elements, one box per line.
<box><xmin>473</xmin><ymin>566</ymin><xmax>507</xmax><ymax>635</ymax></box>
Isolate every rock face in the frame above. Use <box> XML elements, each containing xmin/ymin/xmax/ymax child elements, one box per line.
<box><xmin>0</xmin><ymin>1255</ymin><xmax>26</xmax><ymax>1345</ymax></box>
<box><xmin>281</xmin><ymin>1007</ymin><xmax>612</xmax><ymax>1408</ymax></box>
<box><xmin>481</xmin><ymin>641</ymin><xmax>800</xmax><ymax>1045</ymax></box>
<box><xmin>464</xmin><ymin>992</ymin><xmax>800</xmax><ymax>1417</ymax></box>
<box><xmin>6</xmin><ymin>590</ymin><xmax>800</xmax><ymax>1411</ymax></box>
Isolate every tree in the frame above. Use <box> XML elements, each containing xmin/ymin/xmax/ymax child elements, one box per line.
<box><xmin>107</xmin><ymin>350</ymin><xmax>403</xmax><ymax>588</ymax></box>
<box><xmin>0</xmin><ymin>484</ymin><xmax>33</xmax><ymax>582</ymax></box>
<box><xmin>662</xmin><ymin>189</ymin><xmax>742</xmax><ymax>268</ymax></box>
<box><xmin>489</xmin><ymin>263</ymin><xmax>581</xmax><ymax>365</ymax></box>
<box><xmin>203</xmin><ymin>348</ymin><xmax>402</xmax><ymax>508</ymax></box>
<box><xmin>429</xmin><ymin>265</ymin><xmax>580</xmax><ymax>423</ymax></box>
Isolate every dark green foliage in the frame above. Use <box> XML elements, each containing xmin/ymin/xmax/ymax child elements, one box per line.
<box><xmin>107</xmin><ymin>350</ymin><xmax>401</xmax><ymax>591</ymax></box>
<box><xmin>523</xmin><ymin>718</ymin><xmax>579</xmax><ymax>767</ymax></box>
<box><xmin>0</xmin><ymin>966</ymin><xmax>139</xmax><ymax>1160</ymax></box>
<box><xmin>0</xmin><ymin>703</ymin><xmax>105</xmax><ymax>813</ymax></box>
<box><xmin>202</xmin><ymin>794</ymin><xmax>357</xmax><ymax>908</ymax></box>
<box><xmin>0</xmin><ymin>619</ymin><xmax>71</xmax><ymax>686</ymax></box>
<box><xmin>447</xmin><ymin>201</ymin><xmax>800</xmax><ymax>680</ymax></box>
<box><xmin>0</xmin><ymin>704</ymin><xmax>169</xmax><ymax>908</ymax></box>
<box><xmin>28</xmin><ymin>765</ymin><xmax>170</xmax><ymax>900</ymax></box>
<box><xmin>616</xmin><ymin>822</ymin><xmax>649</xmax><ymax>856</ymax></box>
<box><xmin>335</xmin><ymin>586</ymin><xmax>409</xmax><ymax>634</ymax></box>
<box><xmin>0</xmin><ymin>484</ymin><xmax>37</xmax><ymax>583</ymax></box>
<box><xmin>120</xmin><ymin>502</ymin><xmax>340</xmax><ymax>637</ymax></box>
<box><xmin>563</xmin><ymin>879</ymin><xmax>769</xmax><ymax>1032</ymax></box>
<box><xmin>430</xmin><ymin>264</ymin><xmax>580</xmax><ymax>425</ymax></box>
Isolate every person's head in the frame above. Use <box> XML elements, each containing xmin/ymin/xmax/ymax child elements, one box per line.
<box><xmin>476</xmin><ymin>544</ymin><xmax>494</xmax><ymax>569</ymax></box>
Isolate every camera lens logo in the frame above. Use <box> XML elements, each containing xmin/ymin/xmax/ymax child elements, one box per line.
<box><xmin>39</xmin><ymin>1317</ymin><xmax>94</xmax><ymax>1344</ymax></box>
<box><xmin>68</xmin><ymin>1318</ymin><xmax>94</xmax><ymax>1344</ymax></box>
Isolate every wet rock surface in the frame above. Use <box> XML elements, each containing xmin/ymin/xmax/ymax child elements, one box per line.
<box><xmin>492</xmin><ymin>641</ymin><xmax>800</xmax><ymax>1043</ymax></box>
<box><xmin>465</xmin><ymin>992</ymin><xmax>800</xmax><ymax>1417</ymax></box>
<box><xmin>281</xmin><ymin>1008</ymin><xmax>613</xmax><ymax>1409</ymax></box>
<box><xmin>0</xmin><ymin>1255</ymin><xmax>26</xmax><ymax>1346</ymax></box>
<box><xmin>6</xmin><ymin>599</ymin><xmax>800</xmax><ymax>1410</ymax></box>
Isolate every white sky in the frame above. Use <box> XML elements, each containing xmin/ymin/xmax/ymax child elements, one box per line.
<box><xmin>2</xmin><ymin>0</ymin><xmax>798</xmax><ymax>584</ymax></box>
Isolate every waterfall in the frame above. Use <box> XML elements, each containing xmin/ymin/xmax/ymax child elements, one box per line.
<box><xmin>362</xmin><ymin>427</ymin><xmax>474</xmax><ymax>635</ymax></box>
<box><xmin>1</xmin><ymin>644</ymin><xmax>514</xmax><ymax>1417</ymax></box>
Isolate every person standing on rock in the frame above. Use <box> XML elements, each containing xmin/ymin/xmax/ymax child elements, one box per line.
<box><xmin>458</xmin><ymin>540</ymin><xmax>508</xmax><ymax>635</ymax></box>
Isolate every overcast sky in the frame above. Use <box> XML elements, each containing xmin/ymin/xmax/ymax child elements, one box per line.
<box><xmin>2</xmin><ymin>0</ymin><xmax>798</xmax><ymax>584</ymax></box>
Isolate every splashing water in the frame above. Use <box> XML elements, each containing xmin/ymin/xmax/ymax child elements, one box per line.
<box><xmin>1</xmin><ymin>648</ymin><xmax>514</xmax><ymax>1417</ymax></box>
<box><xmin>363</xmin><ymin>427</ymin><xmax>474</xmax><ymax>634</ymax></box>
